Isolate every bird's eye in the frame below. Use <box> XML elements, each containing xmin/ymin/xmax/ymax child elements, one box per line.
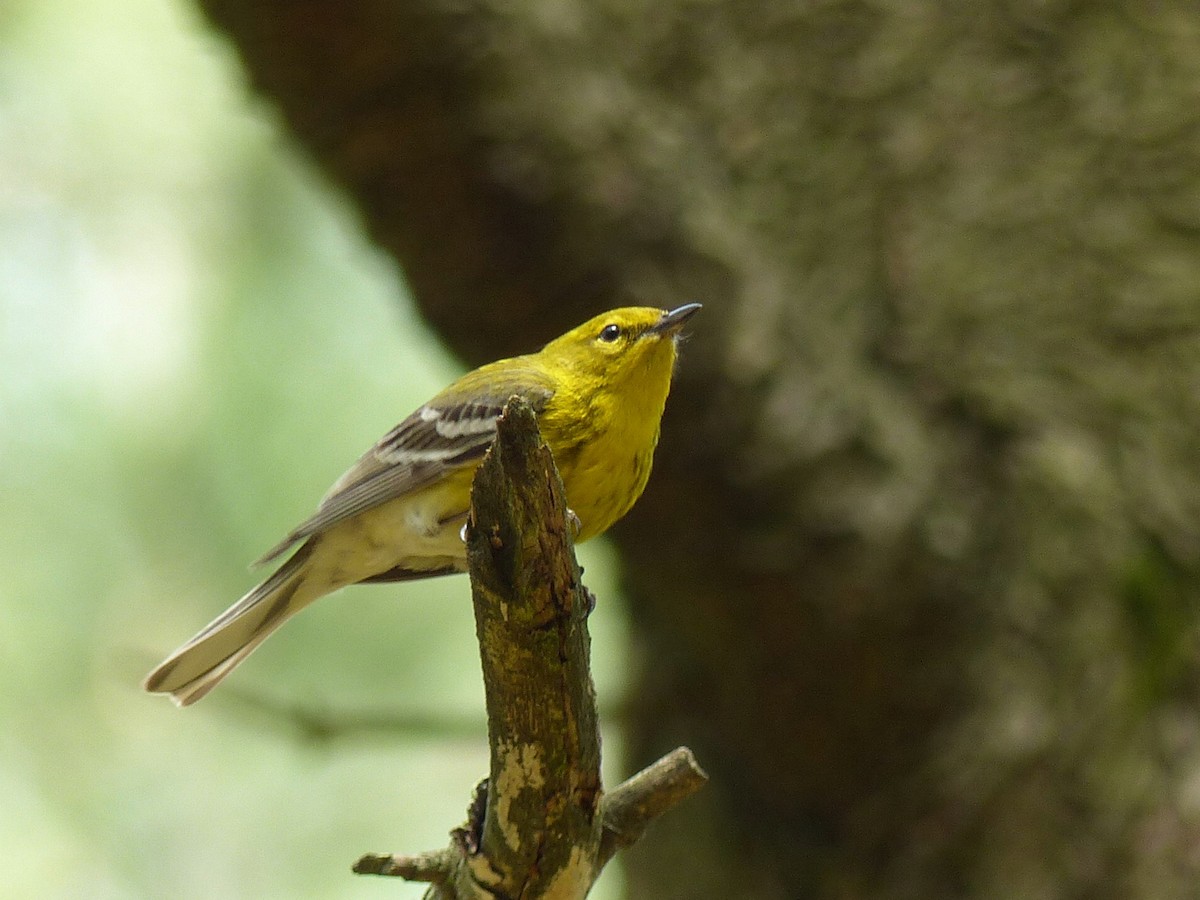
<box><xmin>599</xmin><ymin>323</ymin><xmax>622</xmax><ymax>343</ymax></box>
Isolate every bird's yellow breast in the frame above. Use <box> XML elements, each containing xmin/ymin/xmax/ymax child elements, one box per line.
<box><xmin>540</xmin><ymin>346</ymin><xmax>676</xmax><ymax>541</ymax></box>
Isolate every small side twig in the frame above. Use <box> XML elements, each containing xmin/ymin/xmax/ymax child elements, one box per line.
<box><xmin>353</xmin><ymin>848</ymin><xmax>454</xmax><ymax>882</ymax></box>
<box><xmin>598</xmin><ymin>747</ymin><xmax>709</xmax><ymax>868</ymax></box>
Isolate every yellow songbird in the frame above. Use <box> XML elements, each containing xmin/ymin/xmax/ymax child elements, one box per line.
<box><xmin>144</xmin><ymin>304</ymin><xmax>700</xmax><ymax>706</ymax></box>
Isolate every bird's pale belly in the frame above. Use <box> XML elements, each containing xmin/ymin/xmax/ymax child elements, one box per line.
<box><xmin>318</xmin><ymin>483</ymin><xmax>473</xmax><ymax>586</ymax></box>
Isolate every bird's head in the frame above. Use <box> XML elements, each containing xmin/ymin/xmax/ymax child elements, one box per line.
<box><xmin>538</xmin><ymin>304</ymin><xmax>702</xmax><ymax>388</ymax></box>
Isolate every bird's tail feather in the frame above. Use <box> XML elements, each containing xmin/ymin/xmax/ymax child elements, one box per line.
<box><xmin>143</xmin><ymin>541</ymin><xmax>316</xmax><ymax>707</ymax></box>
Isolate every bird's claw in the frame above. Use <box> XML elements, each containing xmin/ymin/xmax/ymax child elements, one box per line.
<box><xmin>566</xmin><ymin>508</ymin><xmax>582</xmax><ymax>538</ymax></box>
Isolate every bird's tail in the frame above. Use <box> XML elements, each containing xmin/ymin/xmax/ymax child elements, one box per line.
<box><xmin>143</xmin><ymin>541</ymin><xmax>317</xmax><ymax>707</ymax></box>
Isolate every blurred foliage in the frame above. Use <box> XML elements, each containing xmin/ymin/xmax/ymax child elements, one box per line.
<box><xmin>0</xmin><ymin>1</ymin><xmax>630</xmax><ymax>896</ymax></box>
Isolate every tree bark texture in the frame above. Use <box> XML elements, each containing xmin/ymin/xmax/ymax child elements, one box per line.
<box><xmin>196</xmin><ymin>2</ymin><xmax>1200</xmax><ymax>897</ymax></box>
<box><xmin>463</xmin><ymin>398</ymin><xmax>604</xmax><ymax>898</ymax></box>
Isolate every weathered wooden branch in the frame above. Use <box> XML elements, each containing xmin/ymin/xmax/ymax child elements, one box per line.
<box><xmin>353</xmin><ymin>398</ymin><xmax>706</xmax><ymax>897</ymax></box>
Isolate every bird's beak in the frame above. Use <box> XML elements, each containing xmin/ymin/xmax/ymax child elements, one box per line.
<box><xmin>651</xmin><ymin>303</ymin><xmax>702</xmax><ymax>337</ymax></box>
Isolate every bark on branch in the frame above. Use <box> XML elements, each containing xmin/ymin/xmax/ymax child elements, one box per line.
<box><xmin>353</xmin><ymin>397</ymin><xmax>706</xmax><ymax>897</ymax></box>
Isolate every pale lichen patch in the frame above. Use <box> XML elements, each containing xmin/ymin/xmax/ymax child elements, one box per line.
<box><xmin>538</xmin><ymin>845</ymin><xmax>595</xmax><ymax>900</ymax></box>
<box><xmin>493</xmin><ymin>741</ymin><xmax>547</xmax><ymax>849</ymax></box>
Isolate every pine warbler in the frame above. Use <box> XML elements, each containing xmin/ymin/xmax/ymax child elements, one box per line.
<box><xmin>144</xmin><ymin>304</ymin><xmax>700</xmax><ymax>705</ymax></box>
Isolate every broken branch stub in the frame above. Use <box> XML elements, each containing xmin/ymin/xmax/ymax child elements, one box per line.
<box><xmin>354</xmin><ymin>397</ymin><xmax>705</xmax><ymax>897</ymax></box>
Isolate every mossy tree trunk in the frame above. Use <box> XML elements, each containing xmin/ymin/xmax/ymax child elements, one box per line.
<box><xmin>197</xmin><ymin>2</ymin><xmax>1200</xmax><ymax>897</ymax></box>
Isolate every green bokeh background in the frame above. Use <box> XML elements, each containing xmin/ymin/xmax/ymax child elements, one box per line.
<box><xmin>0</xmin><ymin>2</ymin><xmax>630</xmax><ymax>896</ymax></box>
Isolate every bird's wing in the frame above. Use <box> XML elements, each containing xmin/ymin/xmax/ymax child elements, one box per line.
<box><xmin>254</xmin><ymin>367</ymin><xmax>555</xmax><ymax>565</ymax></box>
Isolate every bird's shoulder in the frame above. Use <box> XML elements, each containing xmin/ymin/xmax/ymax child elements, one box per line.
<box><xmin>374</xmin><ymin>359</ymin><xmax>556</xmax><ymax>461</ymax></box>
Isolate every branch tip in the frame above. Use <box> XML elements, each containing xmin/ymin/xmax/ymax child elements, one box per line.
<box><xmin>598</xmin><ymin>746</ymin><xmax>708</xmax><ymax>866</ymax></box>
